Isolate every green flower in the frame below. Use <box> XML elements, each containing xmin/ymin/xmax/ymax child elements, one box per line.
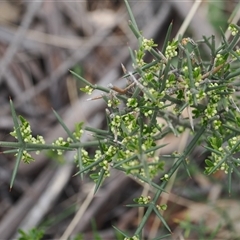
<box><xmin>127</xmin><ymin>98</ymin><xmax>138</xmax><ymax>108</ymax></box>
<box><xmin>157</xmin><ymin>204</ymin><xmax>167</xmax><ymax>211</ymax></box>
<box><xmin>228</xmin><ymin>24</ymin><xmax>239</xmax><ymax>36</ymax></box>
<box><xmin>80</xmin><ymin>85</ymin><xmax>93</xmax><ymax>95</ymax></box>
<box><xmin>52</xmin><ymin>137</ymin><xmax>69</xmax><ymax>155</ymax></box>
<box><xmin>165</xmin><ymin>40</ymin><xmax>178</xmax><ymax>59</ymax></box>
<box><xmin>142</xmin><ymin>38</ymin><xmax>157</xmax><ymax>51</ymax></box>
<box><xmin>124</xmin><ymin>236</ymin><xmax>139</xmax><ymax>240</ymax></box>
<box><xmin>161</xmin><ymin>174</ymin><xmax>169</xmax><ymax>181</ymax></box>
<box><xmin>107</xmin><ymin>98</ymin><xmax>120</xmax><ymax>108</ymax></box>
<box><xmin>22</xmin><ymin>150</ymin><xmax>34</xmax><ymax>164</ymax></box>
<box><xmin>10</xmin><ymin>116</ymin><xmax>45</xmax><ymax>157</ymax></box>
<box><xmin>134</xmin><ymin>195</ymin><xmax>151</xmax><ymax>205</ymax></box>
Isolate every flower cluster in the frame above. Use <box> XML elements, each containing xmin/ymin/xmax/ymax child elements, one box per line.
<box><xmin>79</xmin><ymin>149</ymin><xmax>91</xmax><ymax>164</ymax></box>
<box><xmin>166</xmin><ymin>73</ymin><xmax>176</xmax><ymax>88</ymax></box>
<box><xmin>99</xmin><ymin>160</ymin><xmax>110</xmax><ymax>177</ymax></box>
<box><xmin>212</xmin><ymin>119</ymin><xmax>222</xmax><ymax>130</ymax></box>
<box><xmin>134</xmin><ymin>195</ymin><xmax>151</xmax><ymax>205</ymax></box>
<box><xmin>80</xmin><ymin>85</ymin><xmax>93</xmax><ymax>95</ymax></box>
<box><xmin>10</xmin><ymin>116</ymin><xmax>45</xmax><ymax>163</ymax></box>
<box><xmin>127</xmin><ymin>98</ymin><xmax>138</xmax><ymax>108</ymax></box>
<box><xmin>228</xmin><ymin>24</ymin><xmax>239</xmax><ymax>36</ymax></box>
<box><xmin>205</xmin><ymin>149</ymin><xmax>229</xmax><ymax>174</ymax></box>
<box><xmin>203</xmin><ymin>103</ymin><xmax>218</xmax><ymax>120</ymax></box>
<box><xmin>134</xmin><ymin>37</ymin><xmax>157</xmax><ymax>68</ymax></box>
<box><xmin>98</xmin><ymin>145</ymin><xmax>117</xmax><ymax>177</ymax></box>
<box><xmin>107</xmin><ymin>97</ymin><xmax>120</xmax><ymax>108</ymax></box>
<box><xmin>21</xmin><ymin>150</ymin><xmax>34</xmax><ymax>164</ymax></box>
<box><xmin>215</xmin><ymin>54</ymin><xmax>225</xmax><ymax>66</ymax></box>
<box><xmin>142</xmin><ymin>38</ymin><xmax>157</xmax><ymax>51</ymax></box>
<box><xmin>227</xmin><ymin>136</ymin><xmax>240</xmax><ymax>157</ymax></box>
<box><xmin>156</xmin><ymin>204</ymin><xmax>167</xmax><ymax>211</ymax></box>
<box><xmin>161</xmin><ymin>174</ymin><xmax>169</xmax><ymax>181</ymax></box>
<box><xmin>124</xmin><ymin>236</ymin><xmax>139</xmax><ymax>240</ymax></box>
<box><xmin>75</xmin><ymin>143</ymin><xmax>118</xmax><ymax>181</ymax></box>
<box><xmin>52</xmin><ymin>137</ymin><xmax>70</xmax><ymax>155</ymax></box>
<box><xmin>110</xmin><ymin>112</ymin><xmax>138</xmax><ymax>137</ymax></box>
<box><xmin>10</xmin><ymin>116</ymin><xmax>45</xmax><ymax>145</ymax></box>
<box><xmin>165</xmin><ymin>40</ymin><xmax>178</xmax><ymax>59</ymax></box>
<box><xmin>235</xmin><ymin>48</ymin><xmax>240</xmax><ymax>56</ymax></box>
<box><xmin>205</xmin><ymin>135</ymin><xmax>240</xmax><ymax>174</ymax></box>
<box><xmin>73</xmin><ymin>122</ymin><xmax>84</xmax><ymax>140</ymax></box>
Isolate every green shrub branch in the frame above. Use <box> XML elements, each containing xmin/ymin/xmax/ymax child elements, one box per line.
<box><xmin>1</xmin><ymin>1</ymin><xmax>240</xmax><ymax>238</ymax></box>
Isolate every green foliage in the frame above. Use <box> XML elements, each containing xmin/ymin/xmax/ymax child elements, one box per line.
<box><xmin>18</xmin><ymin>228</ymin><xmax>44</xmax><ymax>240</ymax></box>
<box><xmin>179</xmin><ymin>218</ymin><xmax>221</xmax><ymax>240</ymax></box>
<box><xmin>1</xmin><ymin>0</ymin><xmax>240</xmax><ymax>239</ymax></box>
<box><xmin>72</xmin><ymin>234</ymin><xmax>83</xmax><ymax>240</ymax></box>
<box><xmin>10</xmin><ymin>115</ymin><xmax>45</xmax><ymax>162</ymax></box>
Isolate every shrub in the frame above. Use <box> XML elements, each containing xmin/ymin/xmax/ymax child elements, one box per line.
<box><xmin>1</xmin><ymin>1</ymin><xmax>240</xmax><ymax>239</ymax></box>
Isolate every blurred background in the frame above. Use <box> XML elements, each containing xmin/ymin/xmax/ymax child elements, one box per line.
<box><xmin>0</xmin><ymin>1</ymin><xmax>239</xmax><ymax>239</ymax></box>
